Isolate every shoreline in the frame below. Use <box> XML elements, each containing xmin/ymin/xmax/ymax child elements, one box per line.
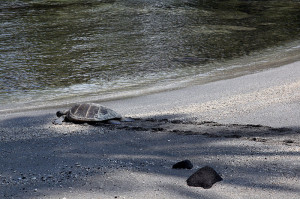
<box><xmin>1</xmin><ymin>61</ymin><xmax>300</xmax><ymax>198</ymax></box>
<box><xmin>1</xmin><ymin>41</ymin><xmax>300</xmax><ymax>115</ymax></box>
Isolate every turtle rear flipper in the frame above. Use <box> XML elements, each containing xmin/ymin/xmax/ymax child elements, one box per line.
<box><xmin>107</xmin><ymin>119</ymin><xmax>121</xmax><ymax>125</ymax></box>
<box><xmin>120</xmin><ymin>117</ymin><xmax>135</xmax><ymax>122</ymax></box>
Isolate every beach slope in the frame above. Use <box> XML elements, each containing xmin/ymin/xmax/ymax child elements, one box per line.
<box><xmin>0</xmin><ymin>62</ymin><xmax>300</xmax><ymax>198</ymax></box>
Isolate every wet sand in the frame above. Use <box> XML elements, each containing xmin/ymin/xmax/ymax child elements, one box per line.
<box><xmin>0</xmin><ymin>61</ymin><xmax>300</xmax><ymax>198</ymax></box>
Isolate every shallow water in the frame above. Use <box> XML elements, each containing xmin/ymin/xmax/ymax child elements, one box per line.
<box><xmin>1</xmin><ymin>0</ymin><xmax>300</xmax><ymax>111</ymax></box>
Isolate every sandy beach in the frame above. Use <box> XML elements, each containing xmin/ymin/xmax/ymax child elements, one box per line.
<box><xmin>1</xmin><ymin>61</ymin><xmax>300</xmax><ymax>199</ymax></box>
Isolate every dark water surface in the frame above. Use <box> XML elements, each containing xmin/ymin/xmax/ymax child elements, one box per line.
<box><xmin>1</xmin><ymin>0</ymin><xmax>300</xmax><ymax>111</ymax></box>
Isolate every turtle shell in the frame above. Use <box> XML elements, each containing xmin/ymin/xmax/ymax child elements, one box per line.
<box><xmin>66</xmin><ymin>103</ymin><xmax>121</xmax><ymax>122</ymax></box>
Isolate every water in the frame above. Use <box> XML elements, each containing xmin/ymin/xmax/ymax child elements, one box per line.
<box><xmin>1</xmin><ymin>0</ymin><xmax>300</xmax><ymax>111</ymax></box>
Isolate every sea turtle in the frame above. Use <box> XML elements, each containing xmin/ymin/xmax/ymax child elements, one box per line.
<box><xmin>53</xmin><ymin>103</ymin><xmax>128</xmax><ymax>125</ymax></box>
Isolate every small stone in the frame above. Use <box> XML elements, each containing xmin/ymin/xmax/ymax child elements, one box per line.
<box><xmin>186</xmin><ymin>166</ymin><xmax>222</xmax><ymax>189</ymax></box>
<box><xmin>172</xmin><ymin>160</ymin><xmax>193</xmax><ymax>169</ymax></box>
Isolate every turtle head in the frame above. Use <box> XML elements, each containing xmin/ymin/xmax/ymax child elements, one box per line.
<box><xmin>56</xmin><ymin>110</ymin><xmax>68</xmax><ymax>117</ymax></box>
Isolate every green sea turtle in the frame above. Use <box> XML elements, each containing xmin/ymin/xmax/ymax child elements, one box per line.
<box><xmin>53</xmin><ymin>103</ymin><xmax>130</xmax><ymax>125</ymax></box>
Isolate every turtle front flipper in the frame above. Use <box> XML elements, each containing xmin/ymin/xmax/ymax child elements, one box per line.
<box><xmin>53</xmin><ymin>116</ymin><xmax>65</xmax><ymax>125</ymax></box>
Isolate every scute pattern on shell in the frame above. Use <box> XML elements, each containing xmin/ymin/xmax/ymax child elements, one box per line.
<box><xmin>67</xmin><ymin>103</ymin><xmax>121</xmax><ymax>122</ymax></box>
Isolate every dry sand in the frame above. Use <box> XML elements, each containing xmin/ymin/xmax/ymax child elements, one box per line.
<box><xmin>0</xmin><ymin>61</ymin><xmax>300</xmax><ymax>199</ymax></box>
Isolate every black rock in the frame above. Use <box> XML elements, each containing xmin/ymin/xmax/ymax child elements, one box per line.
<box><xmin>186</xmin><ymin>166</ymin><xmax>222</xmax><ymax>189</ymax></box>
<box><xmin>172</xmin><ymin>160</ymin><xmax>193</xmax><ymax>169</ymax></box>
